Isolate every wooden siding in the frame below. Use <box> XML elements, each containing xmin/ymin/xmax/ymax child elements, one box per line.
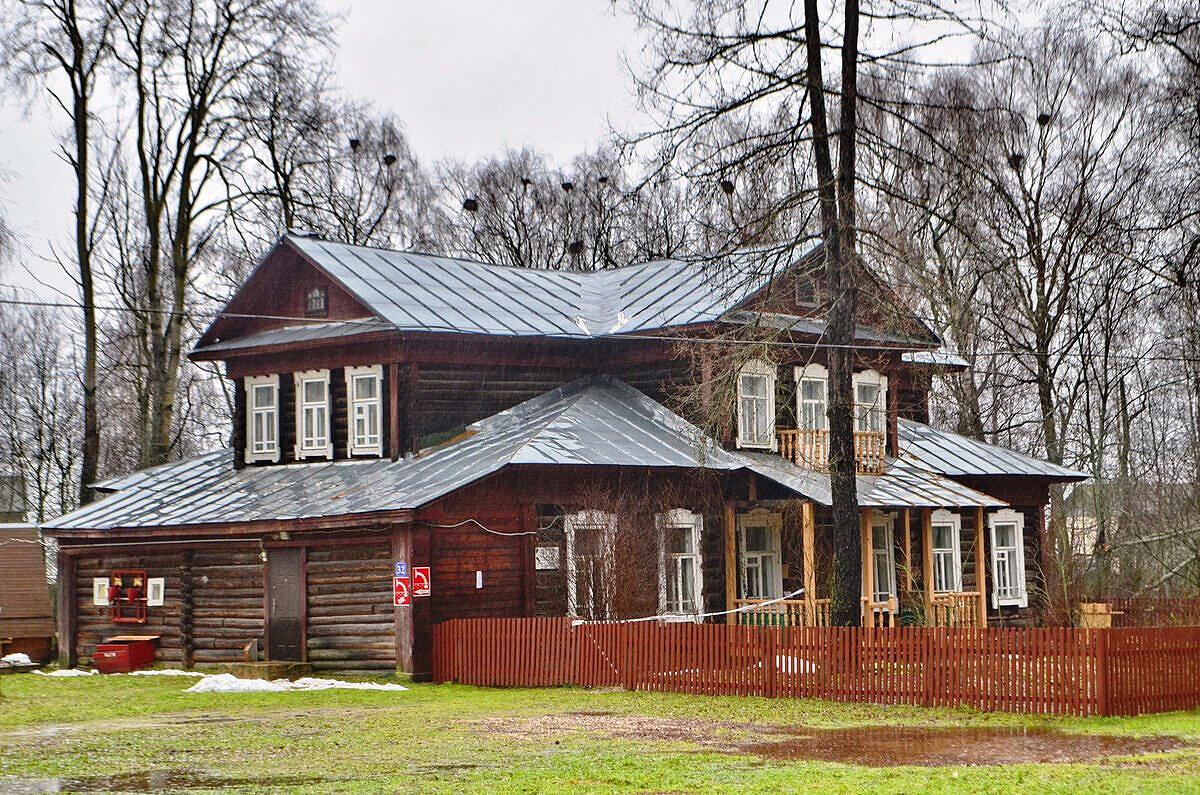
<box><xmin>75</xmin><ymin>552</ymin><xmax>186</xmax><ymax>665</ymax></box>
<box><xmin>305</xmin><ymin>543</ymin><xmax>395</xmax><ymax>671</ymax></box>
<box><xmin>191</xmin><ymin>548</ymin><xmax>265</xmax><ymax>664</ymax></box>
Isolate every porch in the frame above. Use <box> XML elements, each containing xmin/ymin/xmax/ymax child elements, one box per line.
<box><xmin>724</xmin><ymin>503</ymin><xmax>990</xmax><ymax>629</ymax></box>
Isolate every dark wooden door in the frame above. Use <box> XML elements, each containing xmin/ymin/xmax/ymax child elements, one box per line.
<box><xmin>267</xmin><ymin>548</ymin><xmax>304</xmax><ymax>661</ymax></box>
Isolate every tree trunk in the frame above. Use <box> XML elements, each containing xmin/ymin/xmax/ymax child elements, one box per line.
<box><xmin>72</xmin><ymin>31</ymin><xmax>99</xmax><ymax>506</ymax></box>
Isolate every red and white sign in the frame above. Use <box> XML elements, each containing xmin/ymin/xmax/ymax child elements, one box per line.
<box><xmin>412</xmin><ymin>566</ymin><xmax>431</xmax><ymax>597</ymax></box>
<box><xmin>393</xmin><ymin>576</ymin><xmax>411</xmax><ymax>607</ymax></box>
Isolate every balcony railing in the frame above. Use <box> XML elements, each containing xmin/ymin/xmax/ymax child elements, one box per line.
<box><xmin>733</xmin><ymin>598</ymin><xmax>831</xmax><ymax>627</ymax></box>
<box><xmin>929</xmin><ymin>591</ymin><xmax>983</xmax><ymax>628</ymax></box>
<box><xmin>777</xmin><ymin>428</ymin><xmax>887</xmax><ymax>475</ymax></box>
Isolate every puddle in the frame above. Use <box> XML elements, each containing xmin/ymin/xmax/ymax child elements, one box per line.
<box><xmin>0</xmin><ymin>771</ymin><xmax>329</xmax><ymax>793</ymax></box>
<box><xmin>741</xmin><ymin>726</ymin><xmax>1191</xmax><ymax>767</ymax></box>
<box><xmin>474</xmin><ymin>712</ymin><xmax>1191</xmax><ymax>768</ymax></box>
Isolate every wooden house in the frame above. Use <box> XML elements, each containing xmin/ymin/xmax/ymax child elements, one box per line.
<box><xmin>0</xmin><ymin>524</ymin><xmax>55</xmax><ymax>663</ymax></box>
<box><xmin>43</xmin><ymin>234</ymin><xmax>1085</xmax><ymax>677</ymax></box>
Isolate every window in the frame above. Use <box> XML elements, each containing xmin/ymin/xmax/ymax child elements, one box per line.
<box><xmin>245</xmin><ymin>375</ymin><xmax>280</xmax><ymax>463</ymax></box>
<box><xmin>294</xmin><ymin>370</ymin><xmax>332</xmax><ymax>460</ymax></box>
<box><xmin>657</xmin><ymin>509</ymin><xmax>704</xmax><ymax>617</ymax></box>
<box><xmin>794</xmin><ymin>364</ymin><xmax>828</xmax><ymax>431</ymax></box>
<box><xmin>738</xmin><ymin>509</ymin><xmax>782</xmax><ymax>600</ymax></box>
<box><xmin>870</xmin><ymin>514</ymin><xmax>897</xmax><ymax>604</ymax></box>
<box><xmin>305</xmin><ymin>286</ymin><xmax>328</xmax><ymax>317</ymax></box>
<box><xmin>346</xmin><ymin>365</ymin><xmax>383</xmax><ymax>456</ymax></box>
<box><xmin>853</xmin><ymin>370</ymin><xmax>888</xmax><ymax>434</ymax></box>
<box><xmin>930</xmin><ymin>509</ymin><xmax>963</xmax><ymax>593</ymax></box>
<box><xmin>736</xmin><ymin>359</ymin><xmax>776</xmax><ymax>450</ymax></box>
<box><xmin>794</xmin><ymin>272</ymin><xmax>821</xmax><ymax>308</ymax></box>
<box><xmin>565</xmin><ymin>511</ymin><xmax>616</xmax><ymax>619</ymax></box>
<box><xmin>989</xmin><ymin>509</ymin><xmax>1028</xmax><ymax>608</ymax></box>
<box><xmin>535</xmin><ymin>546</ymin><xmax>561</xmax><ymax>570</ymax></box>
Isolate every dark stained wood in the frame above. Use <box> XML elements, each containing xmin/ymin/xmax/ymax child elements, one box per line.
<box><xmin>266</xmin><ymin>547</ymin><xmax>304</xmax><ymax>661</ymax></box>
<box><xmin>57</xmin><ymin>555</ymin><xmax>77</xmax><ymax>668</ymax></box>
<box><xmin>388</xmin><ymin>362</ymin><xmax>402</xmax><ymax>460</ymax></box>
<box><xmin>391</xmin><ymin>526</ymin><xmax>414</xmax><ymax>674</ymax></box>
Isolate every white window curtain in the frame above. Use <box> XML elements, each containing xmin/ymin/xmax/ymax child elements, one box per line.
<box><xmin>989</xmin><ymin>509</ymin><xmax>1028</xmax><ymax>608</ymax></box>
<box><xmin>737</xmin><ymin>509</ymin><xmax>782</xmax><ymax>600</ymax></box>
<box><xmin>736</xmin><ymin>359</ymin><xmax>776</xmax><ymax>449</ymax></box>
<box><xmin>346</xmin><ymin>365</ymin><xmax>383</xmax><ymax>456</ymax></box>
<box><xmin>870</xmin><ymin>514</ymin><xmax>897</xmax><ymax>604</ymax></box>
<box><xmin>244</xmin><ymin>374</ymin><xmax>280</xmax><ymax>463</ymax></box>
<box><xmin>657</xmin><ymin>509</ymin><xmax>704</xmax><ymax>619</ymax></box>
<box><xmin>852</xmin><ymin>370</ymin><xmax>888</xmax><ymax>434</ymax></box>
<box><xmin>565</xmin><ymin>511</ymin><xmax>617</xmax><ymax>620</ymax></box>
<box><xmin>793</xmin><ymin>364</ymin><xmax>828</xmax><ymax>431</ymax></box>
<box><xmin>294</xmin><ymin>370</ymin><xmax>332</xmax><ymax>460</ymax></box>
<box><xmin>930</xmin><ymin>509</ymin><xmax>963</xmax><ymax>593</ymax></box>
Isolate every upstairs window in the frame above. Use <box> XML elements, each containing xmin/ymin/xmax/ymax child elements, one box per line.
<box><xmin>245</xmin><ymin>375</ymin><xmax>280</xmax><ymax>463</ymax></box>
<box><xmin>794</xmin><ymin>272</ymin><xmax>822</xmax><ymax>308</ymax></box>
<box><xmin>736</xmin><ymin>359</ymin><xmax>776</xmax><ymax>450</ymax></box>
<box><xmin>853</xmin><ymin>370</ymin><xmax>888</xmax><ymax>434</ymax></box>
<box><xmin>657</xmin><ymin>509</ymin><xmax>704</xmax><ymax>617</ymax></box>
<box><xmin>294</xmin><ymin>370</ymin><xmax>332</xmax><ymax>460</ymax></box>
<box><xmin>990</xmin><ymin>509</ymin><xmax>1028</xmax><ymax>608</ymax></box>
<box><xmin>305</xmin><ymin>286</ymin><xmax>328</xmax><ymax>318</ymax></box>
<box><xmin>794</xmin><ymin>364</ymin><xmax>828</xmax><ymax>432</ymax></box>
<box><xmin>930</xmin><ymin>509</ymin><xmax>963</xmax><ymax>593</ymax></box>
<box><xmin>346</xmin><ymin>365</ymin><xmax>383</xmax><ymax>457</ymax></box>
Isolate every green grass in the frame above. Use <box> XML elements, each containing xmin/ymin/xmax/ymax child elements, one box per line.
<box><xmin>1</xmin><ymin>673</ymin><xmax>1199</xmax><ymax>793</ymax></box>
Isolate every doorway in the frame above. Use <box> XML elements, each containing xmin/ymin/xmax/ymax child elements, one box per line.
<box><xmin>266</xmin><ymin>547</ymin><xmax>305</xmax><ymax>661</ymax></box>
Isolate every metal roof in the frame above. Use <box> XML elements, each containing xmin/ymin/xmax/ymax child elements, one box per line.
<box><xmin>723</xmin><ymin>311</ymin><xmax>937</xmax><ymax>347</ymax></box>
<box><xmin>898</xmin><ymin>419</ymin><xmax>1087</xmax><ymax>481</ymax></box>
<box><xmin>278</xmin><ymin>235</ymin><xmax>789</xmax><ymax>338</ymax></box>
<box><xmin>46</xmin><ymin>377</ymin><xmax>743</xmax><ymax>533</ymax></box>
<box><xmin>736</xmin><ymin>452</ymin><xmax>1006</xmax><ymax>508</ymax></box>
<box><xmin>194</xmin><ymin>319</ymin><xmax>391</xmax><ymax>354</ymax></box>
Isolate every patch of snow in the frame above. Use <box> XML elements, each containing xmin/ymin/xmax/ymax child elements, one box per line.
<box><xmin>1</xmin><ymin>652</ymin><xmax>34</xmax><ymax>666</ymax></box>
<box><xmin>185</xmin><ymin>673</ymin><xmax>407</xmax><ymax>694</ymax></box>
<box><xmin>775</xmin><ymin>655</ymin><xmax>815</xmax><ymax>675</ymax></box>
<box><xmin>128</xmin><ymin>668</ymin><xmax>206</xmax><ymax>677</ymax></box>
<box><xmin>34</xmin><ymin>668</ymin><xmax>97</xmax><ymax>677</ymax></box>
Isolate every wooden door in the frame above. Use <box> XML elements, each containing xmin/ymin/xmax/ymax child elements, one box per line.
<box><xmin>266</xmin><ymin>548</ymin><xmax>305</xmax><ymax>661</ymax></box>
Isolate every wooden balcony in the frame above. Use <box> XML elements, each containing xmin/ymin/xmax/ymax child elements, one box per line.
<box><xmin>929</xmin><ymin>591</ymin><xmax>984</xmax><ymax>628</ymax></box>
<box><xmin>777</xmin><ymin>428</ymin><xmax>887</xmax><ymax>475</ymax></box>
<box><xmin>733</xmin><ymin>598</ymin><xmax>831</xmax><ymax>627</ymax></box>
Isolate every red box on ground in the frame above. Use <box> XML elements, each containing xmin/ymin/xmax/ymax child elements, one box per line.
<box><xmin>93</xmin><ymin>635</ymin><xmax>159</xmax><ymax>673</ymax></box>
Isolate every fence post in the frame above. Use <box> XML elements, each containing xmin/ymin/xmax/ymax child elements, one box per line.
<box><xmin>1096</xmin><ymin>628</ymin><xmax>1111</xmax><ymax>717</ymax></box>
<box><xmin>764</xmin><ymin>627</ymin><xmax>777</xmax><ymax>698</ymax></box>
<box><xmin>623</xmin><ymin>624</ymin><xmax>637</xmax><ymax>692</ymax></box>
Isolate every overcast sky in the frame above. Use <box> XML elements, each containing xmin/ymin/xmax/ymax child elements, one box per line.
<box><xmin>0</xmin><ymin>1</ymin><xmax>645</xmax><ymax>299</ymax></box>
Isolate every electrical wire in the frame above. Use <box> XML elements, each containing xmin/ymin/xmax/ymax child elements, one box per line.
<box><xmin>573</xmin><ymin>585</ymin><xmax>810</xmax><ymax>625</ymax></box>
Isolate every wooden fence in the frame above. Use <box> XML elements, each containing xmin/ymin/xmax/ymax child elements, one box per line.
<box><xmin>432</xmin><ymin>618</ymin><xmax>1200</xmax><ymax>717</ymax></box>
<box><xmin>1104</xmin><ymin>597</ymin><xmax>1200</xmax><ymax>628</ymax></box>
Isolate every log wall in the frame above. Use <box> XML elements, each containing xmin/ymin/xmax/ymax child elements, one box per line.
<box><xmin>305</xmin><ymin>542</ymin><xmax>395</xmax><ymax>671</ymax></box>
<box><xmin>74</xmin><ymin>552</ymin><xmax>186</xmax><ymax>665</ymax></box>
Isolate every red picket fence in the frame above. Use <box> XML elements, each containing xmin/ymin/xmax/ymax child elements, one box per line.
<box><xmin>432</xmin><ymin>618</ymin><xmax>1200</xmax><ymax>717</ymax></box>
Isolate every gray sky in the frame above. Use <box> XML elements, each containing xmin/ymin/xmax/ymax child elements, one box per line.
<box><xmin>0</xmin><ymin>1</ymin><xmax>645</xmax><ymax>299</ymax></box>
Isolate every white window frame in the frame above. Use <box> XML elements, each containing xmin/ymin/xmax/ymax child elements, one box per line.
<box><xmin>852</xmin><ymin>369</ymin><xmax>888</xmax><ymax>435</ymax></box>
<box><xmin>870</xmin><ymin>512</ymin><xmax>898</xmax><ymax>604</ymax></box>
<box><xmin>294</xmin><ymin>369</ymin><xmax>333</xmax><ymax>460</ymax></box>
<box><xmin>245</xmin><ymin>374</ymin><xmax>280</xmax><ymax>463</ymax></box>
<box><xmin>793</xmin><ymin>364</ymin><xmax>829</xmax><ymax>432</ymax></box>
<box><xmin>989</xmin><ymin>508</ymin><xmax>1029</xmax><ymax>608</ymax></box>
<box><xmin>565</xmin><ymin>510</ymin><xmax>617</xmax><ymax>619</ymax></box>
<box><xmin>737</xmin><ymin>508</ymin><xmax>783</xmax><ymax>600</ymax></box>
<box><xmin>345</xmin><ymin>365</ymin><xmax>384</xmax><ymax>457</ymax></box>
<box><xmin>736</xmin><ymin>359</ymin><xmax>777</xmax><ymax>450</ymax></box>
<box><xmin>656</xmin><ymin>509</ymin><xmax>704</xmax><ymax>620</ymax></box>
<box><xmin>930</xmin><ymin>509</ymin><xmax>963</xmax><ymax>593</ymax></box>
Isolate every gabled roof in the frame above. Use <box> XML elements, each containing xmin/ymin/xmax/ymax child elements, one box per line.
<box><xmin>45</xmin><ymin>377</ymin><xmax>743</xmax><ymax>533</ymax></box>
<box><xmin>898</xmin><ymin>419</ymin><xmax>1087</xmax><ymax>481</ymax></box>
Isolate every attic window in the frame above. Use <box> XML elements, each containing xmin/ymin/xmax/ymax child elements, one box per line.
<box><xmin>795</xmin><ymin>273</ymin><xmax>821</xmax><ymax>308</ymax></box>
<box><xmin>305</xmin><ymin>286</ymin><xmax>328</xmax><ymax>318</ymax></box>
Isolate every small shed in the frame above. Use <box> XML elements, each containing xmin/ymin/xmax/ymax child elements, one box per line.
<box><xmin>0</xmin><ymin>524</ymin><xmax>55</xmax><ymax>663</ymax></box>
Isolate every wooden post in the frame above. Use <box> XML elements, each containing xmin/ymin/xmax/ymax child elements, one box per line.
<box><xmin>388</xmin><ymin>362</ymin><xmax>403</xmax><ymax>460</ymax></box>
<box><xmin>861</xmin><ymin>509</ymin><xmax>873</xmax><ymax>625</ymax></box>
<box><xmin>180</xmin><ymin>551</ymin><xmax>194</xmax><ymax>668</ymax></box>
<box><xmin>922</xmin><ymin>509</ymin><xmax>934</xmax><ymax>622</ymax></box>
<box><xmin>520</xmin><ymin>504</ymin><xmax>537</xmax><ymax>617</ymax></box>
<box><xmin>405</xmin><ymin>363</ymin><xmax>421</xmax><ymax>455</ymax></box>
<box><xmin>412</xmin><ymin>523</ymin><xmax>434</xmax><ymax>680</ymax></box>
<box><xmin>56</xmin><ymin>552</ymin><xmax>77</xmax><ymax>668</ymax></box>
<box><xmin>902</xmin><ymin>508</ymin><xmax>912</xmax><ymax>591</ymax></box>
<box><xmin>802</xmin><ymin>501</ymin><xmax>816</xmax><ymax>612</ymax></box>
<box><xmin>392</xmin><ymin>525</ymin><xmax>414</xmax><ymax>674</ymax></box>
<box><xmin>975</xmin><ymin>506</ymin><xmax>988</xmax><ymax>628</ymax></box>
<box><xmin>724</xmin><ymin>504</ymin><xmax>737</xmax><ymax>625</ymax></box>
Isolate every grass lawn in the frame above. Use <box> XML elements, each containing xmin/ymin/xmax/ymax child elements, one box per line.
<box><xmin>1</xmin><ymin>672</ymin><xmax>1199</xmax><ymax>793</ymax></box>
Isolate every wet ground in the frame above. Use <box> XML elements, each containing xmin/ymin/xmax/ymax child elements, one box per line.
<box><xmin>477</xmin><ymin>711</ymin><xmax>1191</xmax><ymax>767</ymax></box>
<box><xmin>0</xmin><ymin>771</ymin><xmax>328</xmax><ymax>794</ymax></box>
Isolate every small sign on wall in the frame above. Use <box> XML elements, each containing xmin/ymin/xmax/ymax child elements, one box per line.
<box><xmin>413</xmin><ymin>566</ymin><xmax>431</xmax><ymax>597</ymax></box>
<box><xmin>393</xmin><ymin>576</ymin><xmax>411</xmax><ymax>607</ymax></box>
<box><xmin>92</xmin><ymin>578</ymin><xmax>110</xmax><ymax>606</ymax></box>
<box><xmin>394</xmin><ymin>562</ymin><xmax>408</xmax><ymax>579</ymax></box>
